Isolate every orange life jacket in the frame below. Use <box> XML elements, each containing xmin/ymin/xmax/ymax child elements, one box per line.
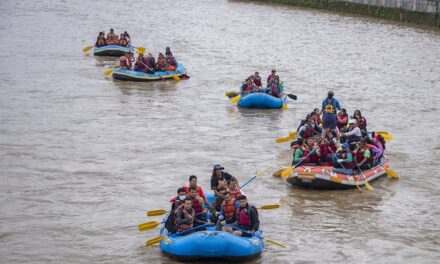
<box><xmin>229</xmin><ymin>188</ymin><xmax>242</xmax><ymax>200</ymax></box>
<box><xmin>221</xmin><ymin>198</ymin><xmax>236</xmax><ymax>218</ymax></box>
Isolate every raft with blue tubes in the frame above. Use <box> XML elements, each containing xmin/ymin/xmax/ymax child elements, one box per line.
<box><xmin>93</xmin><ymin>45</ymin><xmax>135</xmax><ymax>56</ymax></box>
<box><xmin>159</xmin><ymin>193</ymin><xmax>263</xmax><ymax>261</ymax></box>
<box><xmin>112</xmin><ymin>63</ymin><xmax>187</xmax><ymax>82</ymax></box>
<box><xmin>238</xmin><ymin>92</ymin><xmax>287</xmax><ymax>109</ymax></box>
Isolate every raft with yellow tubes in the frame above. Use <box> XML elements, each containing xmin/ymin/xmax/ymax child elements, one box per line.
<box><xmin>286</xmin><ymin>158</ymin><xmax>390</xmax><ymax>190</ymax></box>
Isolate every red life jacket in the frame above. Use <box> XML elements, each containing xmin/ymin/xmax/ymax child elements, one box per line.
<box><xmin>134</xmin><ymin>60</ymin><xmax>145</xmax><ymax>71</ymax></box>
<box><xmin>243</xmin><ymin>84</ymin><xmax>253</xmax><ymax>92</ymax></box>
<box><xmin>157</xmin><ymin>58</ymin><xmax>166</xmax><ymax>70</ymax></box>
<box><xmin>355</xmin><ymin>147</ymin><xmax>373</xmax><ymax>164</ymax></box>
<box><xmin>221</xmin><ymin>198</ymin><xmax>236</xmax><ymax>218</ymax></box>
<box><xmin>292</xmin><ymin>145</ymin><xmax>310</xmax><ymax>163</ymax></box>
<box><xmin>253</xmin><ymin>78</ymin><xmax>262</xmax><ymax>87</ymax></box>
<box><xmin>236</xmin><ymin>207</ymin><xmax>251</xmax><ymax>227</ymax></box>
<box><xmin>191</xmin><ymin>197</ymin><xmax>203</xmax><ymax>214</ymax></box>
<box><xmin>303</xmin><ymin>125</ymin><xmax>314</xmax><ymax>139</ymax></box>
<box><xmin>341</xmin><ymin>152</ymin><xmax>355</xmax><ymax>168</ymax></box>
<box><xmin>270</xmin><ymin>84</ymin><xmax>280</xmax><ymax>97</ymax></box>
<box><xmin>119</xmin><ymin>56</ymin><xmax>131</xmax><ymax>69</ymax></box>
<box><xmin>119</xmin><ymin>38</ymin><xmax>128</xmax><ymax>46</ymax></box>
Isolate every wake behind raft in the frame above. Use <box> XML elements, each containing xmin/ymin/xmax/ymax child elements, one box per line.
<box><xmin>157</xmin><ymin>194</ymin><xmax>263</xmax><ymax>261</ymax></box>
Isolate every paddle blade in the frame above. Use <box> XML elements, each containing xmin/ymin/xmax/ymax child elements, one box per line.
<box><xmin>146</xmin><ymin>236</ymin><xmax>167</xmax><ymax>246</ymax></box>
<box><xmin>104</xmin><ymin>68</ymin><xmax>115</xmax><ymax>76</ymax></box>
<box><xmin>264</xmin><ymin>238</ymin><xmax>286</xmax><ymax>248</ymax></box>
<box><xmin>258</xmin><ymin>204</ymin><xmax>280</xmax><ymax>210</ymax></box>
<box><xmin>272</xmin><ymin>168</ymin><xmax>285</xmax><ymax>177</ymax></box>
<box><xmin>289</xmin><ymin>131</ymin><xmax>297</xmax><ymax>138</ymax></box>
<box><xmin>231</xmin><ymin>95</ymin><xmax>240</xmax><ymax>104</ymax></box>
<box><xmin>385</xmin><ymin>167</ymin><xmax>399</xmax><ymax>179</ymax></box>
<box><xmin>172</xmin><ymin>75</ymin><xmax>180</xmax><ymax>81</ymax></box>
<box><xmin>280</xmin><ymin>166</ymin><xmax>293</xmax><ymax>178</ymax></box>
<box><xmin>138</xmin><ymin>221</ymin><xmax>161</xmax><ymax>232</ymax></box>
<box><xmin>146</xmin><ymin>210</ymin><xmax>168</xmax><ymax>216</ymax></box>
<box><xmin>136</xmin><ymin>47</ymin><xmax>146</xmax><ymax>54</ymax></box>
<box><xmin>225</xmin><ymin>91</ymin><xmax>239</xmax><ymax>98</ymax></box>
<box><xmin>276</xmin><ymin>136</ymin><xmax>292</xmax><ymax>143</ymax></box>
<box><xmin>281</xmin><ymin>104</ymin><xmax>288</xmax><ymax>110</ymax></box>
<box><xmin>377</xmin><ymin>131</ymin><xmax>392</xmax><ymax>142</ymax></box>
<box><xmin>287</xmin><ymin>94</ymin><xmax>297</xmax><ymax>100</ymax></box>
<box><xmin>364</xmin><ymin>182</ymin><xmax>374</xmax><ymax>191</ymax></box>
<box><xmin>82</xmin><ymin>45</ymin><xmax>93</xmax><ymax>53</ymax></box>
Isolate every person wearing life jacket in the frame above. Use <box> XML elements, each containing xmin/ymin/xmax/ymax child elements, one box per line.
<box><xmin>123</xmin><ymin>31</ymin><xmax>131</xmax><ymax>45</ymax></box>
<box><xmin>211</xmin><ymin>164</ymin><xmax>234</xmax><ymax>196</ymax></box>
<box><xmin>210</xmin><ymin>186</ymin><xmax>227</xmax><ymax>223</ymax></box>
<box><xmin>156</xmin><ymin>53</ymin><xmax>168</xmax><ymax>71</ymax></box>
<box><xmin>355</xmin><ymin>139</ymin><xmax>374</xmax><ymax>170</ymax></box>
<box><xmin>340</xmin><ymin>119</ymin><xmax>362</xmax><ymax>144</ymax></box>
<box><xmin>118</xmin><ymin>33</ymin><xmax>128</xmax><ymax>47</ymax></box>
<box><xmin>134</xmin><ymin>54</ymin><xmax>146</xmax><ymax>72</ymax></box>
<box><xmin>227</xmin><ymin>177</ymin><xmax>242</xmax><ymax>200</ymax></box>
<box><xmin>253</xmin><ymin>72</ymin><xmax>262</xmax><ymax>88</ymax></box>
<box><xmin>353</xmin><ymin>110</ymin><xmax>368</xmax><ymax>137</ymax></box>
<box><xmin>223</xmin><ymin>195</ymin><xmax>259</xmax><ymax>237</ymax></box>
<box><xmin>143</xmin><ymin>53</ymin><xmax>156</xmax><ymax>73</ymax></box>
<box><xmin>119</xmin><ymin>51</ymin><xmax>133</xmax><ymax>70</ymax></box>
<box><xmin>188</xmin><ymin>186</ymin><xmax>208</xmax><ymax>221</ymax></box>
<box><xmin>319</xmin><ymin>130</ymin><xmax>338</xmax><ymax>163</ymax></box>
<box><xmin>182</xmin><ymin>175</ymin><xmax>208</xmax><ymax>204</ymax></box>
<box><xmin>174</xmin><ymin>198</ymin><xmax>194</xmax><ymax>232</ymax></box>
<box><xmin>269</xmin><ymin>76</ymin><xmax>283</xmax><ymax>98</ymax></box>
<box><xmin>214</xmin><ymin>191</ymin><xmax>236</xmax><ymax>230</ymax></box>
<box><xmin>95</xmin><ymin>32</ymin><xmax>106</xmax><ymax>47</ymax></box>
<box><xmin>367</xmin><ymin>134</ymin><xmax>386</xmax><ymax>165</ymax></box>
<box><xmin>306</xmin><ymin>138</ymin><xmax>322</xmax><ymax>165</ymax></box>
<box><xmin>321</xmin><ymin>91</ymin><xmax>341</xmax><ymax>136</ymax></box>
<box><xmin>298</xmin><ymin>117</ymin><xmax>320</xmax><ymax>140</ymax></box>
<box><xmin>166</xmin><ymin>54</ymin><xmax>177</xmax><ymax>71</ymax></box>
<box><xmin>165</xmin><ymin>187</ymin><xmax>187</xmax><ymax>234</ymax></box>
<box><xmin>266</xmin><ymin>69</ymin><xmax>277</xmax><ymax>87</ymax></box>
<box><xmin>291</xmin><ymin>138</ymin><xmax>311</xmax><ymax>166</ymax></box>
<box><xmin>169</xmin><ymin>187</ymin><xmax>187</xmax><ymax>211</ymax></box>
<box><xmin>106</xmin><ymin>28</ymin><xmax>116</xmax><ymax>45</ymax></box>
<box><xmin>332</xmin><ymin>142</ymin><xmax>355</xmax><ymax>174</ymax></box>
<box><xmin>240</xmin><ymin>78</ymin><xmax>255</xmax><ymax>96</ymax></box>
<box><xmin>313</xmin><ymin>108</ymin><xmax>321</xmax><ymax>126</ymax></box>
<box><xmin>337</xmin><ymin>108</ymin><xmax>349</xmax><ymax>132</ymax></box>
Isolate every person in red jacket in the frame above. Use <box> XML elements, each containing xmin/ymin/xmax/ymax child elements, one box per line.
<box><xmin>223</xmin><ymin>195</ymin><xmax>259</xmax><ymax>237</ymax></box>
<box><xmin>182</xmin><ymin>175</ymin><xmax>208</xmax><ymax>204</ymax></box>
<box><xmin>119</xmin><ymin>51</ymin><xmax>133</xmax><ymax>70</ymax></box>
<box><xmin>337</xmin><ymin>108</ymin><xmax>349</xmax><ymax>131</ymax></box>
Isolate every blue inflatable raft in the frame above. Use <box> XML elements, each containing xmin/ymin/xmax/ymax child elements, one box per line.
<box><xmin>112</xmin><ymin>63</ymin><xmax>187</xmax><ymax>82</ymax></box>
<box><xmin>237</xmin><ymin>92</ymin><xmax>286</xmax><ymax>109</ymax></box>
<box><xmin>159</xmin><ymin>193</ymin><xmax>263</xmax><ymax>261</ymax></box>
<box><xmin>93</xmin><ymin>45</ymin><xmax>134</xmax><ymax>56</ymax></box>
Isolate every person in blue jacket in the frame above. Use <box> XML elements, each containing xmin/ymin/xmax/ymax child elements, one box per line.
<box><xmin>321</xmin><ymin>91</ymin><xmax>341</xmax><ymax>136</ymax></box>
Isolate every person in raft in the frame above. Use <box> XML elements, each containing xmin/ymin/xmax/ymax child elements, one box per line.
<box><xmin>211</xmin><ymin>164</ymin><xmax>234</xmax><ymax>196</ymax></box>
<box><xmin>333</xmin><ymin>142</ymin><xmax>355</xmax><ymax>174</ymax></box>
<box><xmin>182</xmin><ymin>175</ymin><xmax>208</xmax><ymax>203</ymax></box>
<box><xmin>321</xmin><ymin>91</ymin><xmax>341</xmax><ymax>136</ymax></box>
<box><xmin>266</xmin><ymin>69</ymin><xmax>277</xmax><ymax>87</ymax></box>
<box><xmin>222</xmin><ymin>195</ymin><xmax>260</xmax><ymax>237</ymax></box>
<box><xmin>174</xmin><ymin>198</ymin><xmax>211</xmax><ymax>234</ymax></box>
<box><xmin>119</xmin><ymin>50</ymin><xmax>133</xmax><ymax>70</ymax></box>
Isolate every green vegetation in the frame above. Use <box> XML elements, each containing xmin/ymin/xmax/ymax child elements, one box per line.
<box><xmin>251</xmin><ymin>0</ymin><xmax>439</xmax><ymax>27</ymax></box>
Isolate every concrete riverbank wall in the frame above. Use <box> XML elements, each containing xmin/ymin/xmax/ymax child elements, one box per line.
<box><xmin>249</xmin><ymin>0</ymin><xmax>440</xmax><ymax>27</ymax></box>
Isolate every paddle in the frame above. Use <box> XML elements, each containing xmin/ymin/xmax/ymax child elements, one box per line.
<box><xmin>275</xmin><ymin>131</ymin><xmax>297</xmax><ymax>143</ymax></box>
<box><xmin>172</xmin><ymin>75</ymin><xmax>181</xmax><ymax>81</ymax></box>
<box><xmin>355</xmin><ymin>164</ymin><xmax>373</xmax><ymax>191</ymax></box>
<box><xmin>287</xmin><ymin>94</ymin><xmax>297</xmax><ymax>100</ymax></box>
<box><xmin>146</xmin><ymin>223</ymin><xmax>210</xmax><ymax>246</ymax></box>
<box><xmin>230</xmin><ymin>95</ymin><xmax>240</xmax><ymax>104</ymax></box>
<box><xmin>239</xmin><ymin>165</ymin><xmax>274</xmax><ymax>189</ymax></box>
<box><xmin>379</xmin><ymin>164</ymin><xmax>399</xmax><ymax>179</ymax></box>
<box><xmin>82</xmin><ymin>45</ymin><xmax>94</xmax><ymax>53</ymax></box>
<box><xmin>224</xmin><ymin>224</ymin><xmax>285</xmax><ymax>248</ymax></box>
<box><xmin>138</xmin><ymin>221</ymin><xmax>162</xmax><ymax>232</ymax></box>
<box><xmin>225</xmin><ymin>91</ymin><xmax>239</xmax><ymax>98</ymax></box>
<box><xmin>281</xmin><ymin>104</ymin><xmax>288</xmax><ymax>110</ymax></box>
<box><xmin>104</xmin><ymin>66</ymin><xmax>120</xmax><ymax>76</ymax></box>
<box><xmin>376</xmin><ymin>131</ymin><xmax>392</xmax><ymax>142</ymax></box>
<box><xmin>327</xmin><ymin>147</ymin><xmax>362</xmax><ymax>192</ymax></box>
<box><xmin>277</xmin><ymin>149</ymin><xmax>317</xmax><ymax>178</ymax></box>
